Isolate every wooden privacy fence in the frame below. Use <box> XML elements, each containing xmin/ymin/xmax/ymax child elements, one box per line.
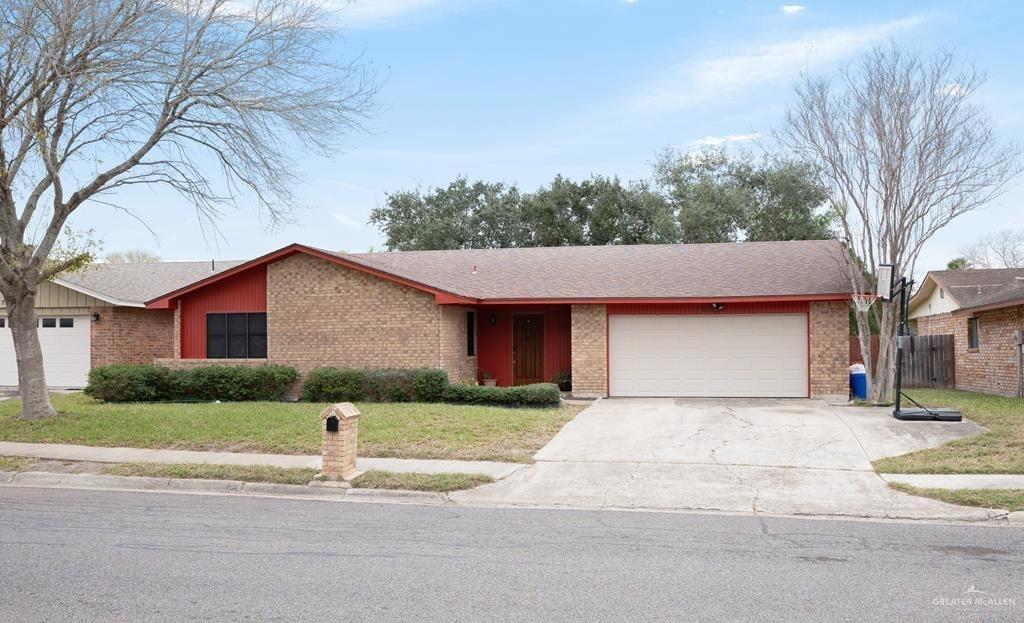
<box><xmin>850</xmin><ymin>334</ymin><xmax>954</xmax><ymax>389</ymax></box>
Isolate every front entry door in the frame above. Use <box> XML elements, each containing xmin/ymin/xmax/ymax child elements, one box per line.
<box><xmin>513</xmin><ymin>315</ymin><xmax>544</xmax><ymax>385</ymax></box>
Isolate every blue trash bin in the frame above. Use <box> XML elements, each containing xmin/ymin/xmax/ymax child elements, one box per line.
<box><xmin>849</xmin><ymin>363</ymin><xmax>867</xmax><ymax>400</ymax></box>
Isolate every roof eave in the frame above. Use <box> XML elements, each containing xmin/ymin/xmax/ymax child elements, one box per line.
<box><xmin>960</xmin><ymin>297</ymin><xmax>1024</xmax><ymax>314</ymax></box>
<box><xmin>52</xmin><ymin>277</ymin><xmax>145</xmax><ymax>308</ymax></box>
<box><xmin>460</xmin><ymin>293</ymin><xmax>853</xmax><ymax>305</ymax></box>
<box><xmin>145</xmin><ymin>243</ymin><xmax>474</xmax><ymax>308</ymax></box>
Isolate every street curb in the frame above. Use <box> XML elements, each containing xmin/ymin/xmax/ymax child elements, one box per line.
<box><xmin>343</xmin><ymin>488</ymin><xmax>449</xmax><ymax>504</ymax></box>
<box><xmin>0</xmin><ymin>470</ymin><xmax>449</xmax><ymax>504</ymax></box>
<box><xmin>1009</xmin><ymin>512</ymin><xmax>1024</xmax><ymax>526</ymax></box>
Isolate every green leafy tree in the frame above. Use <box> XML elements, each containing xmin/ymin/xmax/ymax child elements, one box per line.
<box><xmin>653</xmin><ymin>150</ymin><xmax>747</xmax><ymax>243</ymax></box>
<box><xmin>741</xmin><ymin>160</ymin><xmax>834</xmax><ymax>241</ymax></box>
<box><xmin>946</xmin><ymin>257</ymin><xmax>971</xmax><ymax>270</ymax></box>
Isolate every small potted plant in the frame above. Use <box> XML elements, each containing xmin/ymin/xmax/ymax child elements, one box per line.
<box><xmin>552</xmin><ymin>370</ymin><xmax>572</xmax><ymax>392</ymax></box>
<box><xmin>480</xmin><ymin>369</ymin><xmax>497</xmax><ymax>387</ymax></box>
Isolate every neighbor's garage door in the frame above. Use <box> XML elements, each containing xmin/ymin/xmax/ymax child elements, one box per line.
<box><xmin>0</xmin><ymin>315</ymin><xmax>91</xmax><ymax>387</ymax></box>
<box><xmin>608</xmin><ymin>314</ymin><xmax>808</xmax><ymax>397</ymax></box>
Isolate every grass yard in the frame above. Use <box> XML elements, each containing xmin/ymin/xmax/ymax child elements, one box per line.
<box><xmin>0</xmin><ymin>393</ymin><xmax>581</xmax><ymax>463</ymax></box>
<box><xmin>350</xmin><ymin>470</ymin><xmax>493</xmax><ymax>492</ymax></box>
<box><xmin>0</xmin><ymin>456</ymin><xmax>33</xmax><ymax>472</ymax></box>
<box><xmin>104</xmin><ymin>463</ymin><xmax>318</xmax><ymax>485</ymax></box>
<box><xmin>890</xmin><ymin>483</ymin><xmax>1024</xmax><ymax>512</ymax></box>
<box><xmin>872</xmin><ymin>389</ymin><xmax>1024</xmax><ymax>474</ymax></box>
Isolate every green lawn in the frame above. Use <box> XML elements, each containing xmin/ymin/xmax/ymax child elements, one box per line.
<box><xmin>873</xmin><ymin>389</ymin><xmax>1024</xmax><ymax>474</ymax></box>
<box><xmin>0</xmin><ymin>393</ymin><xmax>579</xmax><ymax>463</ymax></box>
<box><xmin>350</xmin><ymin>470</ymin><xmax>493</xmax><ymax>492</ymax></box>
<box><xmin>104</xmin><ymin>462</ymin><xmax>319</xmax><ymax>485</ymax></box>
<box><xmin>890</xmin><ymin>483</ymin><xmax>1024</xmax><ymax>512</ymax></box>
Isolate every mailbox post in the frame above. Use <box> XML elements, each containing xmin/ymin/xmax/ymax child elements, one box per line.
<box><xmin>320</xmin><ymin>402</ymin><xmax>360</xmax><ymax>480</ymax></box>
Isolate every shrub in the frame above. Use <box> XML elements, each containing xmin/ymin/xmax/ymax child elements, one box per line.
<box><xmin>301</xmin><ymin>368</ymin><xmax>449</xmax><ymax>403</ymax></box>
<box><xmin>85</xmin><ymin>364</ymin><xmax>297</xmax><ymax>402</ymax></box>
<box><xmin>177</xmin><ymin>365</ymin><xmax>297</xmax><ymax>402</ymax></box>
<box><xmin>85</xmin><ymin>365</ymin><xmax>176</xmax><ymax>402</ymax></box>
<box><xmin>442</xmin><ymin>383</ymin><xmax>560</xmax><ymax>406</ymax></box>
<box><xmin>300</xmin><ymin>367</ymin><xmax>367</xmax><ymax>402</ymax></box>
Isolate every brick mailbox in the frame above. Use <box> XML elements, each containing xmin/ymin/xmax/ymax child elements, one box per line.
<box><xmin>320</xmin><ymin>402</ymin><xmax>360</xmax><ymax>480</ymax></box>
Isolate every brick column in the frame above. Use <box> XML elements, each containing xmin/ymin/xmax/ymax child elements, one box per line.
<box><xmin>809</xmin><ymin>301</ymin><xmax>850</xmax><ymax>399</ymax></box>
<box><xmin>320</xmin><ymin>403</ymin><xmax>360</xmax><ymax>480</ymax></box>
<box><xmin>571</xmin><ymin>304</ymin><xmax>607</xmax><ymax>398</ymax></box>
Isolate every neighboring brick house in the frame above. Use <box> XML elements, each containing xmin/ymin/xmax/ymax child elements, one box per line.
<box><xmin>0</xmin><ymin>260</ymin><xmax>243</xmax><ymax>387</ymax></box>
<box><xmin>909</xmin><ymin>268</ymin><xmax>1024</xmax><ymax>397</ymax></box>
<box><xmin>143</xmin><ymin>240</ymin><xmax>855</xmax><ymax>400</ymax></box>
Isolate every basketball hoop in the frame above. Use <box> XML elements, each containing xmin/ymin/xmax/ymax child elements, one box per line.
<box><xmin>852</xmin><ymin>293</ymin><xmax>877</xmax><ymax>313</ymax></box>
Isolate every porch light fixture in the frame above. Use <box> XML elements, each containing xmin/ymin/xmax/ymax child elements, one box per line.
<box><xmin>710</xmin><ymin>303</ymin><xmax>725</xmax><ymax>312</ymax></box>
<box><xmin>489</xmin><ymin>314</ymin><xmax>496</xmax><ymax>326</ymax></box>
<box><xmin>91</xmin><ymin>312</ymin><xmax>101</xmax><ymax>322</ymax></box>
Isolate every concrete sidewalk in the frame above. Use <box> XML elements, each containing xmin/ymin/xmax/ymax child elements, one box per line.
<box><xmin>882</xmin><ymin>473</ymin><xmax>1024</xmax><ymax>489</ymax></box>
<box><xmin>0</xmin><ymin>441</ymin><xmax>525</xmax><ymax>479</ymax></box>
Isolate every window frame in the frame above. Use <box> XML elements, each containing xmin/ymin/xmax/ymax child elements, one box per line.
<box><xmin>967</xmin><ymin>317</ymin><xmax>980</xmax><ymax>350</ymax></box>
<box><xmin>466</xmin><ymin>311</ymin><xmax>476</xmax><ymax>357</ymax></box>
<box><xmin>206</xmin><ymin>312</ymin><xmax>268</xmax><ymax>359</ymax></box>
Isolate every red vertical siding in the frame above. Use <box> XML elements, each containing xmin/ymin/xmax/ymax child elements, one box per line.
<box><xmin>476</xmin><ymin>305</ymin><xmax>571</xmax><ymax>386</ymax></box>
<box><xmin>179</xmin><ymin>265</ymin><xmax>267</xmax><ymax>358</ymax></box>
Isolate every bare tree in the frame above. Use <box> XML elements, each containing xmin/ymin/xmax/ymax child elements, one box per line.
<box><xmin>779</xmin><ymin>44</ymin><xmax>1020</xmax><ymax>403</ymax></box>
<box><xmin>104</xmin><ymin>249</ymin><xmax>161</xmax><ymax>263</ymax></box>
<box><xmin>962</xmin><ymin>229</ymin><xmax>1024</xmax><ymax>268</ymax></box>
<box><xmin>0</xmin><ymin>0</ymin><xmax>376</xmax><ymax>418</ymax></box>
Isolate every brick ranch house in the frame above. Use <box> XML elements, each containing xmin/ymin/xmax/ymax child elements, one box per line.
<box><xmin>909</xmin><ymin>268</ymin><xmax>1024</xmax><ymax>397</ymax></box>
<box><xmin>2</xmin><ymin>240</ymin><xmax>855</xmax><ymax>399</ymax></box>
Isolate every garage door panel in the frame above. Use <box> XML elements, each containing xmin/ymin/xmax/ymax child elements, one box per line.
<box><xmin>0</xmin><ymin>315</ymin><xmax>91</xmax><ymax>387</ymax></box>
<box><xmin>609</xmin><ymin>314</ymin><xmax>808</xmax><ymax>397</ymax></box>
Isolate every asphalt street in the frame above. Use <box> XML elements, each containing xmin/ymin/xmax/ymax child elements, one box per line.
<box><xmin>1</xmin><ymin>486</ymin><xmax>1022</xmax><ymax>622</ymax></box>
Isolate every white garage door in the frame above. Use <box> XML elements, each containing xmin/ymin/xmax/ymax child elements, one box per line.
<box><xmin>0</xmin><ymin>315</ymin><xmax>91</xmax><ymax>387</ymax></box>
<box><xmin>609</xmin><ymin>314</ymin><xmax>808</xmax><ymax>397</ymax></box>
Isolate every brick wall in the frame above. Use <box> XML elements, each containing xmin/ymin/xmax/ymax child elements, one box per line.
<box><xmin>571</xmin><ymin>304</ymin><xmax>607</xmax><ymax>398</ymax></box>
<box><xmin>439</xmin><ymin>305</ymin><xmax>477</xmax><ymax>384</ymax></box>
<box><xmin>91</xmin><ymin>306</ymin><xmax>175</xmax><ymax>367</ymax></box>
<box><xmin>265</xmin><ymin>253</ymin><xmax>442</xmax><ymax>377</ymax></box>
<box><xmin>154</xmin><ymin>358</ymin><xmax>269</xmax><ymax>370</ymax></box>
<box><xmin>809</xmin><ymin>300</ymin><xmax>850</xmax><ymax>398</ymax></box>
<box><xmin>917</xmin><ymin>306</ymin><xmax>1023</xmax><ymax>396</ymax></box>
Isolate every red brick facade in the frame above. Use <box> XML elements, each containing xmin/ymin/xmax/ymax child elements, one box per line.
<box><xmin>90</xmin><ymin>306</ymin><xmax>174</xmax><ymax>367</ymax></box>
<box><xmin>917</xmin><ymin>306</ymin><xmax>1024</xmax><ymax>397</ymax></box>
<box><xmin>809</xmin><ymin>301</ymin><xmax>851</xmax><ymax>398</ymax></box>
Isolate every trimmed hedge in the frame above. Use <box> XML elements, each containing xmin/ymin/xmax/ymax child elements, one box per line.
<box><xmin>300</xmin><ymin>368</ymin><xmax>448</xmax><ymax>403</ymax></box>
<box><xmin>441</xmin><ymin>382</ymin><xmax>561</xmax><ymax>406</ymax></box>
<box><xmin>85</xmin><ymin>364</ymin><xmax>298</xmax><ymax>403</ymax></box>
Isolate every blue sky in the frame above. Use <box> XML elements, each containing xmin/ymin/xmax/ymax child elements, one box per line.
<box><xmin>72</xmin><ymin>0</ymin><xmax>1024</xmax><ymax>271</ymax></box>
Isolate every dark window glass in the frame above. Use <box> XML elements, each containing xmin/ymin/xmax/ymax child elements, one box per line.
<box><xmin>248</xmin><ymin>314</ymin><xmax>267</xmax><ymax>358</ymax></box>
<box><xmin>226</xmin><ymin>313</ymin><xmax>248</xmax><ymax>358</ymax></box>
<box><xmin>207</xmin><ymin>313</ymin><xmax>227</xmax><ymax>358</ymax></box>
<box><xmin>41</xmin><ymin>318</ymin><xmax>56</xmax><ymax>328</ymax></box>
<box><xmin>466</xmin><ymin>311</ymin><xmax>476</xmax><ymax>356</ymax></box>
<box><xmin>59</xmin><ymin>318</ymin><xmax>74</xmax><ymax>328</ymax></box>
<box><xmin>968</xmin><ymin>317</ymin><xmax>980</xmax><ymax>349</ymax></box>
<box><xmin>206</xmin><ymin>312</ymin><xmax>267</xmax><ymax>359</ymax></box>
<box><xmin>0</xmin><ymin>318</ymin><xmax>5</xmax><ymax>328</ymax></box>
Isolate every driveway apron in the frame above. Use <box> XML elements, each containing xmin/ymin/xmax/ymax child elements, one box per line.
<box><xmin>452</xmin><ymin>398</ymin><xmax>994</xmax><ymax>521</ymax></box>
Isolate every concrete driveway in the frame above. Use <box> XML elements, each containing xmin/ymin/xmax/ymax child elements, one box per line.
<box><xmin>453</xmin><ymin>398</ymin><xmax>997</xmax><ymax>521</ymax></box>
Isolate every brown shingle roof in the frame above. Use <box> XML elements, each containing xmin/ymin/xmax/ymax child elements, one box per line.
<box><xmin>59</xmin><ymin>260</ymin><xmax>245</xmax><ymax>305</ymax></box>
<box><xmin>929</xmin><ymin>268</ymin><xmax>1024</xmax><ymax>309</ymax></box>
<box><xmin>338</xmin><ymin>239</ymin><xmax>853</xmax><ymax>300</ymax></box>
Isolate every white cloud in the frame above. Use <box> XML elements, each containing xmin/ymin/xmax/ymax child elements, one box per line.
<box><xmin>327</xmin><ymin>0</ymin><xmax>459</xmax><ymax>28</ymax></box>
<box><xmin>633</xmin><ymin>15</ymin><xmax>926</xmax><ymax>112</ymax></box>
<box><xmin>781</xmin><ymin>5</ymin><xmax>805</xmax><ymax>15</ymax></box>
<box><xmin>333</xmin><ymin>212</ymin><xmax>365</xmax><ymax>229</ymax></box>
<box><xmin>687</xmin><ymin>132</ymin><xmax>761</xmax><ymax>148</ymax></box>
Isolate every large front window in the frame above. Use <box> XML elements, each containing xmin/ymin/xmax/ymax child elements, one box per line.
<box><xmin>206</xmin><ymin>312</ymin><xmax>267</xmax><ymax>358</ymax></box>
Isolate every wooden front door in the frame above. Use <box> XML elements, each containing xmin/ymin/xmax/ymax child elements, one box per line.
<box><xmin>513</xmin><ymin>315</ymin><xmax>544</xmax><ymax>385</ymax></box>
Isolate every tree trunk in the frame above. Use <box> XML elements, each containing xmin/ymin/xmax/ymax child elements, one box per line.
<box><xmin>868</xmin><ymin>304</ymin><xmax>897</xmax><ymax>404</ymax></box>
<box><xmin>8</xmin><ymin>293</ymin><xmax>56</xmax><ymax>419</ymax></box>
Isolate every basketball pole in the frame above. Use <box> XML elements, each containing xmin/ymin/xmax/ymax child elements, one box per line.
<box><xmin>886</xmin><ymin>272</ymin><xmax>962</xmax><ymax>422</ymax></box>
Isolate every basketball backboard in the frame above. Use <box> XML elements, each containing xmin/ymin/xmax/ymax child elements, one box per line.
<box><xmin>876</xmin><ymin>264</ymin><xmax>894</xmax><ymax>301</ymax></box>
